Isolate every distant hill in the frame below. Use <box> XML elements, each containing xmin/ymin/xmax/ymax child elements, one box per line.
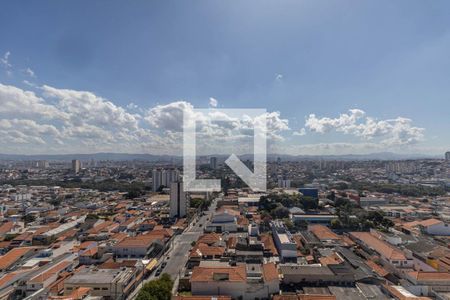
<box><xmin>0</xmin><ymin>151</ymin><xmax>441</xmax><ymax>161</ymax></box>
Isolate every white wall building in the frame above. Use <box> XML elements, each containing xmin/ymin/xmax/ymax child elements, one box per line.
<box><xmin>169</xmin><ymin>181</ymin><xmax>188</xmax><ymax>218</ymax></box>
<box><xmin>152</xmin><ymin>168</ymin><xmax>180</xmax><ymax>191</ymax></box>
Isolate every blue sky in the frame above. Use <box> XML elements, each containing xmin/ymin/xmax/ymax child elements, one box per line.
<box><xmin>0</xmin><ymin>1</ymin><xmax>449</xmax><ymax>155</ymax></box>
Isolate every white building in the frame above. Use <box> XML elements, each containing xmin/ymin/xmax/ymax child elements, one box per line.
<box><xmin>418</xmin><ymin>219</ymin><xmax>450</xmax><ymax>236</ymax></box>
<box><xmin>210</xmin><ymin>156</ymin><xmax>217</xmax><ymax>169</ymax></box>
<box><xmin>190</xmin><ymin>263</ymin><xmax>279</xmax><ymax>300</ymax></box>
<box><xmin>72</xmin><ymin>159</ymin><xmax>81</xmax><ymax>173</ymax></box>
<box><xmin>169</xmin><ymin>181</ymin><xmax>188</xmax><ymax>218</ymax></box>
<box><xmin>152</xmin><ymin>168</ymin><xmax>180</xmax><ymax>191</ymax></box>
<box><xmin>278</xmin><ymin>179</ymin><xmax>291</xmax><ymax>188</ymax></box>
<box><xmin>271</xmin><ymin>221</ymin><xmax>297</xmax><ymax>260</ymax></box>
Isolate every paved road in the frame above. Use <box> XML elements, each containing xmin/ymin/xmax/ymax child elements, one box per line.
<box><xmin>128</xmin><ymin>197</ymin><xmax>218</xmax><ymax>299</ymax></box>
<box><xmin>158</xmin><ymin>197</ymin><xmax>218</xmax><ymax>280</ymax></box>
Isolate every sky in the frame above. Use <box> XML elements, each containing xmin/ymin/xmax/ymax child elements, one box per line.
<box><xmin>0</xmin><ymin>0</ymin><xmax>449</xmax><ymax>156</ymax></box>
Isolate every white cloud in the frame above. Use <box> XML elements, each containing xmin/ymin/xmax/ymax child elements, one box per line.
<box><xmin>24</xmin><ymin>67</ymin><xmax>35</xmax><ymax>77</ymax></box>
<box><xmin>0</xmin><ymin>83</ymin><xmax>67</xmax><ymax>120</ymax></box>
<box><xmin>0</xmin><ymin>82</ymin><xmax>433</xmax><ymax>155</ymax></box>
<box><xmin>209</xmin><ymin>97</ymin><xmax>218</xmax><ymax>107</ymax></box>
<box><xmin>275</xmin><ymin>73</ymin><xmax>283</xmax><ymax>81</ymax></box>
<box><xmin>293</xmin><ymin>128</ymin><xmax>306</xmax><ymax>136</ymax></box>
<box><xmin>0</xmin><ymin>51</ymin><xmax>11</xmax><ymax>68</ymax></box>
<box><xmin>42</xmin><ymin>85</ymin><xmax>140</xmax><ymax>130</ymax></box>
<box><xmin>145</xmin><ymin>101</ymin><xmax>194</xmax><ymax>132</ymax></box>
<box><xmin>304</xmin><ymin>109</ymin><xmax>424</xmax><ymax>146</ymax></box>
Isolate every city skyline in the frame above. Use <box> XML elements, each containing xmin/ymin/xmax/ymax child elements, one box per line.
<box><xmin>1</xmin><ymin>1</ymin><xmax>450</xmax><ymax>155</ymax></box>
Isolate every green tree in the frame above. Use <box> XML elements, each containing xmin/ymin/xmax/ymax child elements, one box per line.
<box><xmin>272</xmin><ymin>206</ymin><xmax>290</xmax><ymax>219</ymax></box>
<box><xmin>137</xmin><ymin>274</ymin><xmax>173</xmax><ymax>300</ymax></box>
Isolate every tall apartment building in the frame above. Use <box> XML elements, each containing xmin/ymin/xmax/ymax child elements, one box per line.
<box><xmin>169</xmin><ymin>181</ymin><xmax>188</xmax><ymax>218</ymax></box>
<box><xmin>36</xmin><ymin>160</ymin><xmax>49</xmax><ymax>169</ymax></box>
<box><xmin>72</xmin><ymin>159</ymin><xmax>81</xmax><ymax>174</ymax></box>
<box><xmin>210</xmin><ymin>156</ymin><xmax>217</xmax><ymax>169</ymax></box>
<box><xmin>446</xmin><ymin>151</ymin><xmax>450</xmax><ymax>161</ymax></box>
<box><xmin>278</xmin><ymin>178</ymin><xmax>291</xmax><ymax>188</ymax></box>
<box><xmin>152</xmin><ymin>168</ymin><xmax>180</xmax><ymax>191</ymax></box>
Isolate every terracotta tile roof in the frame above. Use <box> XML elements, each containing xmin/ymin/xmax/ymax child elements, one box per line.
<box><xmin>0</xmin><ymin>269</ymin><xmax>29</xmax><ymax>288</ymax></box>
<box><xmin>237</xmin><ymin>216</ymin><xmax>249</xmax><ymax>226</ymax></box>
<box><xmin>274</xmin><ymin>295</ymin><xmax>336</xmax><ymax>300</ymax></box>
<box><xmin>99</xmin><ymin>259</ymin><xmax>137</xmax><ymax>269</ymax></box>
<box><xmin>309</xmin><ymin>225</ymin><xmax>340</xmax><ymax>241</ymax></box>
<box><xmin>319</xmin><ymin>253</ymin><xmax>343</xmax><ymax>266</ymax></box>
<box><xmin>66</xmin><ymin>287</ymin><xmax>91</xmax><ymax>299</ymax></box>
<box><xmin>383</xmin><ymin>284</ymin><xmax>432</xmax><ymax>300</ymax></box>
<box><xmin>190</xmin><ymin>265</ymin><xmax>247</xmax><ymax>283</ymax></box>
<box><xmin>115</xmin><ymin>233</ymin><xmax>164</xmax><ymax>248</ymax></box>
<box><xmin>262</xmin><ymin>262</ymin><xmax>279</xmax><ymax>282</ymax></box>
<box><xmin>298</xmin><ymin>295</ymin><xmax>336</xmax><ymax>300</ymax></box>
<box><xmin>80</xmin><ymin>246</ymin><xmax>98</xmax><ymax>257</ymax></box>
<box><xmin>111</xmin><ymin>232</ymin><xmax>128</xmax><ymax>242</ymax></box>
<box><xmin>418</xmin><ymin>218</ymin><xmax>443</xmax><ymax>227</ymax></box>
<box><xmin>190</xmin><ymin>243</ymin><xmax>225</xmax><ymax>258</ymax></box>
<box><xmin>365</xmin><ymin>260</ymin><xmax>389</xmax><ymax>277</ymax></box>
<box><xmin>197</xmin><ymin>233</ymin><xmax>221</xmax><ymax>246</ymax></box>
<box><xmin>150</xmin><ymin>228</ymin><xmax>174</xmax><ymax>238</ymax></box>
<box><xmin>29</xmin><ymin>261</ymin><xmax>71</xmax><ymax>283</ymax></box>
<box><xmin>261</xmin><ymin>234</ymin><xmax>278</xmax><ymax>256</ymax></box>
<box><xmin>226</xmin><ymin>236</ymin><xmax>237</xmax><ymax>249</ymax></box>
<box><xmin>341</xmin><ymin>235</ymin><xmax>355</xmax><ymax>247</ymax></box>
<box><xmin>0</xmin><ymin>222</ymin><xmax>14</xmax><ymax>235</ymax></box>
<box><xmin>174</xmin><ymin>296</ymin><xmax>231</xmax><ymax>300</ymax></box>
<box><xmin>350</xmin><ymin>232</ymin><xmax>406</xmax><ymax>261</ymax></box>
<box><xmin>0</xmin><ymin>247</ymin><xmax>37</xmax><ymax>270</ymax></box>
<box><xmin>87</xmin><ymin>221</ymin><xmax>114</xmax><ymax>234</ymax></box>
<box><xmin>0</xmin><ymin>241</ymin><xmax>11</xmax><ymax>249</ymax></box>
<box><xmin>408</xmin><ymin>271</ymin><xmax>450</xmax><ymax>282</ymax></box>
<box><xmin>273</xmin><ymin>295</ymin><xmax>299</xmax><ymax>300</ymax></box>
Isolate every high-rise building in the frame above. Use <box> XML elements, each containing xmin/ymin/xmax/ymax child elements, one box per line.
<box><xmin>446</xmin><ymin>151</ymin><xmax>450</xmax><ymax>161</ymax></box>
<box><xmin>36</xmin><ymin>160</ymin><xmax>49</xmax><ymax>169</ymax></box>
<box><xmin>278</xmin><ymin>179</ymin><xmax>291</xmax><ymax>188</ymax></box>
<box><xmin>210</xmin><ymin>157</ymin><xmax>217</xmax><ymax>169</ymax></box>
<box><xmin>152</xmin><ymin>168</ymin><xmax>180</xmax><ymax>191</ymax></box>
<box><xmin>72</xmin><ymin>159</ymin><xmax>81</xmax><ymax>174</ymax></box>
<box><xmin>169</xmin><ymin>181</ymin><xmax>188</xmax><ymax>218</ymax></box>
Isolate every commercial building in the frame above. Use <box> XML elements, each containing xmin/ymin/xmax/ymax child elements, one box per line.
<box><xmin>64</xmin><ymin>267</ymin><xmax>138</xmax><ymax>299</ymax></box>
<box><xmin>299</xmin><ymin>188</ymin><xmax>319</xmax><ymax>199</ymax></box>
<box><xmin>271</xmin><ymin>221</ymin><xmax>297</xmax><ymax>260</ymax></box>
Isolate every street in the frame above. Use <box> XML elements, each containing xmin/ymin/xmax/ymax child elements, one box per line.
<box><xmin>128</xmin><ymin>197</ymin><xmax>218</xmax><ymax>299</ymax></box>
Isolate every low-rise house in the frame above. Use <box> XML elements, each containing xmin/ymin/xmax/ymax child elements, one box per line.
<box><xmin>404</xmin><ymin>271</ymin><xmax>450</xmax><ymax>295</ymax></box>
<box><xmin>0</xmin><ymin>246</ymin><xmax>40</xmax><ymax>271</ymax></box>
<box><xmin>206</xmin><ymin>208</ymin><xmax>240</xmax><ymax>233</ymax></box>
<box><xmin>349</xmin><ymin>231</ymin><xmax>413</xmax><ymax>268</ymax></box>
<box><xmin>64</xmin><ymin>267</ymin><xmax>138</xmax><ymax>299</ymax></box>
<box><xmin>26</xmin><ymin>260</ymin><xmax>73</xmax><ymax>296</ymax></box>
<box><xmin>113</xmin><ymin>232</ymin><xmax>164</xmax><ymax>258</ymax></box>
<box><xmin>190</xmin><ymin>263</ymin><xmax>279</xmax><ymax>300</ymax></box>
